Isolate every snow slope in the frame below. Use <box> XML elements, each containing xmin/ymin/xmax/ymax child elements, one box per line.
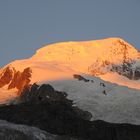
<box><xmin>47</xmin><ymin>74</ymin><xmax>140</xmax><ymax>124</ymax></box>
<box><xmin>99</xmin><ymin>72</ymin><xmax>140</xmax><ymax>90</ymax></box>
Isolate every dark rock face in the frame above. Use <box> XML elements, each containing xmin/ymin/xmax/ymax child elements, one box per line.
<box><xmin>89</xmin><ymin>59</ymin><xmax>140</xmax><ymax>80</ymax></box>
<box><xmin>112</xmin><ymin>63</ymin><xmax>140</xmax><ymax>80</ymax></box>
<box><xmin>0</xmin><ymin>101</ymin><xmax>95</xmax><ymax>139</ymax></box>
<box><xmin>19</xmin><ymin>84</ymin><xmax>92</xmax><ymax>121</ymax></box>
<box><xmin>110</xmin><ymin>40</ymin><xmax>140</xmax><ymax>80</ymax></box>
<box><xmin>112</xmin><ymin>63</ymin><xmax>133</xmax><ymax>79</ymax></box>
<box><xmin>0</xmin><ymin>84</ymin><xmax>140</xmax><ymax>140</ymax></box>
<box><xmin>73</xmin><ymin>74</ymin><xmax>89</xmax><ymax>82</ymax></box>
<box><xmin>134</xmin><ymin>69</ymin><xmax>140</xmax><ymax>80</ymax></box>
<box><xmin>20</xmin><ymin>83</ymin><xmax>73</xmax><ymax>105</ymax></box>
<box><xmin>73</xmin><ymin>74</ymin><xmax>92</xmax><ymax>83</ymax></box>
<box><xmin>93</xmin><ymin>120</ymin><xmax>140</xmax><ymax>140</ymax></box>
<box><xmin>0</xmin><ymin>67</ymin><xmax>32</xmax><ymax>93</ymax></box>
<box><xmin>9</xmin><ymin>67</ymin><xmax>32</xmax><ymax>93</ymax></box>
<box><xmin>0</xmin><ymin>67</ymin><xmax>13</xmax><ymax>88</ymax></box>
<box><xmin>0</xmin><ymin>101</ymin><xmax>140</xmax><ymax>140</ymax></box>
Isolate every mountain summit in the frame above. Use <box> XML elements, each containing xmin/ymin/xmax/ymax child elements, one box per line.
<box><xmin>32</xmin><ymin>37</ymin><xmax>140</xmax><ymax>76</ymax></box>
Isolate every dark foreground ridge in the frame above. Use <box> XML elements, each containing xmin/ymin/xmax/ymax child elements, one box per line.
<box><xmin>0</xmin><ymin>84</ymin><xmax>140</xmax><ymax>140</ymax></box>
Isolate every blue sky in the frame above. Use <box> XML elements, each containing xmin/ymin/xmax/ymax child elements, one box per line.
<box><xmin>0</xmin><ymin>0</ymin><xmax>140</xmax><ymax>67</ymax></box>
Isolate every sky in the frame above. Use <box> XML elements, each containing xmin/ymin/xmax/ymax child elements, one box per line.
<box><xmin>0</xmin><ymin>0</ymin><xmax>140</xmax><ymax>67</ymax></box>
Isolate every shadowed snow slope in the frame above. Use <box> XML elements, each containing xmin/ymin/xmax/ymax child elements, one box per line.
<box><xmin>48</xmin><ymin>75</ymin><xmax>140</xmax><ymax>124</ymax></box>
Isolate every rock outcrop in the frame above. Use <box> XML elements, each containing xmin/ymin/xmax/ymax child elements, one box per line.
<box><xmin>0</xmin><ymin>67</ymin><xmax>32</xmax><ymax>93</ymax></box>
<box><xmin>0</xmin><ymin>84</ymin><xmax>139</xmax><ymax>140</ymax></box>
<box><xmin>0</xmin><ymin>67</ymin><xmax>13</xmax><ymax>88</ymax></box>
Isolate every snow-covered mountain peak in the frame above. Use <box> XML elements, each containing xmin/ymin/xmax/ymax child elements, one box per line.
<box><xmin>29</xmin><ymin>37</ymin><xmax>140</xmax><ymax>80</ymax></box>
<box><xmin>30</xmin><ymin>38</ymin><xmax>139</xmax><ymax>74</ymax></box>
<box><xmin>0</xmin><ymin>37</ymin><xmax>140</xmax><ymax>96</ymax></box>
<box><xmin>33</xmin><ymin>37</ymin><xmax>139</xmax><ymax>62</ymax></box>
